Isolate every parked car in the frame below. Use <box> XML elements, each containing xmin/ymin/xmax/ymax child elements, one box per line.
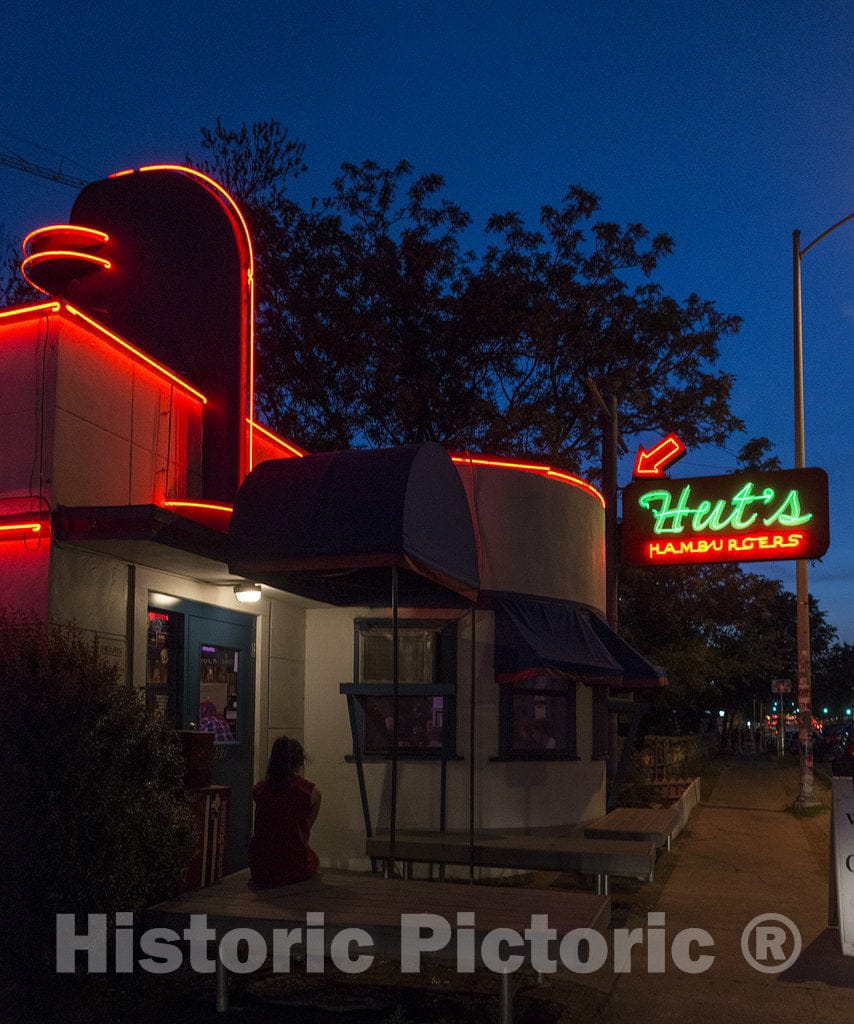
<box><xmin>832</xmin><ymin>729</ymin><xmax>854</xmax><ymax>776</ymax></box>
<box><xmin>815</xmin><ymin>723</ymin><xmax>849</xmax><ymax>761</ymax></box>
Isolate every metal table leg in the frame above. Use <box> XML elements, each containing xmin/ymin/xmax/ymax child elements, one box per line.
<box><xmin>216</xmin><ymin>954</ymin><xmax>229</xmax><ymax>1013</ymax></box>
<box><xmin>498</xmin><ymin>971</ymin><xmax>516</xmax><ymax>1024</ymax></box>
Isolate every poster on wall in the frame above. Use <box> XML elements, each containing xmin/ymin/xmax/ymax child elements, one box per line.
<box><xmin>96</xmin><ymin>634</ymin><xmax>127</xmax><ymax>685</ymax></box>
<box><xmin>622</xmin><ymin>467</ymin><xmax>829</xmax><ymax>567</ymax></box>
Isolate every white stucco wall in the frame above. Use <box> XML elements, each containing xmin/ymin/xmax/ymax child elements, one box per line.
<box><xmin>5</xmin><ymin>305</ymin><xmax>611</xmax><ymax>873</ymax></box>
<box><xmin>51</xmin><ymin>316</ymin><xmax>203</xmax><ymax>507</ymax></box>
<box><xmin>456</xmin><ymin>463</ymin><xmax>606</xmax><ymax>609</ymax></box>
<box><xmin>303</xmin><ymin>605</ymin><xmax>607</xmax><ymax>871</ymax></box>
<box><xmin>46</xmin><ymin>543</ymin><xmax>304</xmax><ymax>783</ymax></box>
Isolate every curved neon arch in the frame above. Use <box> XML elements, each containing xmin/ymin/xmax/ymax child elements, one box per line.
<box><xmin>23</xmin><ymin>225</ymin><xmax>109</xmax><ymax>256</ymax></box>
<box><xmin>21</xmin><ymin>251</ymin><xmax>111</xmax><ymax>295</ymax></box>
<box><xmin>110</xmin><ymin>164</ymin><xmax>257</xmax><ymax>478</ymax></box>
<box><xmin>451</xmin><ymin>453</ymin><xmax>605</xmax><ymax>509</ymax></box>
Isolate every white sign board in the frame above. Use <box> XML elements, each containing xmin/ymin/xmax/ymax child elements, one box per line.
<box><xmin>831</xmin><ymin>778</ymin><xmax>854</xmax><ymax>956</ymax></box>
<box><xmin>96</xmin><ymin>634</ymin><xmax>127</xmax><ymax>686</ymax></box>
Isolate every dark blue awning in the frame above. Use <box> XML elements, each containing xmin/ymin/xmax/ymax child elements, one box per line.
<box><xmin>228</xmin><ymin>442</ymin><xmax>480</xmax><ymax>606</ymax></box>
<box><xmin>494</xmin><ymin>597</ymin><xmax>666</xmax><ymax>689</ymax></box>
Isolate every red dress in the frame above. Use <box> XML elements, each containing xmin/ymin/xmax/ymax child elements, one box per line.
<box><xmin>248</xmin><ymin>776</ymin><xmax>319</xmax><ymax>885</ymax></box>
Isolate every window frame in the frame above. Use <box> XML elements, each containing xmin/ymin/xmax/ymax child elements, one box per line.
<box><xmin>497</xmin><ymin>673</ymin><xmax>579</xmax><ymax>761</ymax></box>
<box><xmin>145</xmin><ymin>607</ymin><xmax>184</xmax><ymax>727</ymax></box>
<box><xmin>342</xmin><ymin>617</ymin><xmax>458</xmax><ymax>760</ymax></box>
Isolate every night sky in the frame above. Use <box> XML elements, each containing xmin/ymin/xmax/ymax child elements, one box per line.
<box><xmin>2</xmin><ymin>1</ymin><xmax>852</xmax><ymax>638</ymax></box>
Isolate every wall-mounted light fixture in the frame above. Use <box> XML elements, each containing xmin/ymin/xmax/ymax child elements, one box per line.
<box><xmin>233</xmin><ymin>582</ymin><xmax>262</xmax><ymax>604</ymax></box>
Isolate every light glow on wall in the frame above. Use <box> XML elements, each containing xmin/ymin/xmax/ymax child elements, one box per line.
<box><xmin>162</xmin><ymin>500</ymin><xmax>233</xmax><ymax>514</ymax></box>
<box><xmin>0</xmin><ymin>302</ymin><xmax>62</xmax><ymax>322</ymax></box>
<box><xmin>247</xmin><ymin>418</ymin><xmax>306</xmax><ymax>460</ymax></box>
<box><xmin>20</xmin><ymin>251</ymin><xmax>112</xmax><ymax>294</ymax></box>
<box><xmin>22</xmin><ymin>225</ymin><xmax>110</xmax><ymax>255</ymax></box>
<box><xmin>161</xmin><ymin>499</ymin><xmax>233</xmax><ymax>533</ymax></box>
<box><xmin>0</xmin><ymin>521</ymin><xmax>42</xmax><ymax>535</ymax></box>
<box><xmin>0</xmin><ymin>512</ymin><xmax>49</xmax><ymax>540</ymax></box>
<box><xmin>64</xmin><ymin>304</ymin><xmax>208</xmax><ymax>404</ymax></box>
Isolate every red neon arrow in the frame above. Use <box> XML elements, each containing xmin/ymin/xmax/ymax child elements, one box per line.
<box><xmin>633</xmin><ymin>433</ymin><xmax>687</xmax><ymax>478</ymax></box>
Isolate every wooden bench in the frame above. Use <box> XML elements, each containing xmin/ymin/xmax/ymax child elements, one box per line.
<box><xmin>145</xmin><ymin>868</ymin><xmax>610</xmax><ymax>1023</ymax></box>
<box><xmin>584</xmin><ymin>777</ymin><xmax>701</xmax><ymax>851</ymax></box>
<box><xmin>584</xmin><ymin>806</ymin><xmax>680</xmax><ymax>850</ymax></box>
<box><xmin>366</xmin><ymin>830</ymin><xmax>656</xmax><ymax>895</ymax></box>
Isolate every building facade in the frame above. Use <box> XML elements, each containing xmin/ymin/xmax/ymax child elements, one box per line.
<box><xmin>0</xmin><ymin>165</ymin><xmax>660</xmax><ymax>874</ymax></box>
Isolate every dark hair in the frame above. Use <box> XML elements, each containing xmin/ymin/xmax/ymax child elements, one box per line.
<box><xmin>266</xmin><ymin>735</ymin><xmax>307</xmax><ymax>788</ymax></box>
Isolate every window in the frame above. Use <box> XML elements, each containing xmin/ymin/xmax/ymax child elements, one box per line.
<box><xmin>145</xmin><ymin>608</ymin><xmax>183</xmax><ymax>726</ymax></box>
<box><xmin>500</xmin><ymin>674</ymin><xmax>577</xmax><ymax>759</ymax></box>
<box><xmin>360</xmin><ymin>628</ymin><xmax>438</xmax><ymax>685</ymax></box>
<box><xmin>342</xmin><ymin>619</ymin><xmax>457</xmax><ymax>758</ymax></box>
<box><xmin>361</xmin><ymin>693</ymin><xmax>446</xmax><ymax>754</ymax></box>
<box><xmin>198</xmin><ymin>643</ymin><xmax>240</xmax><ymax>744</ymax></box>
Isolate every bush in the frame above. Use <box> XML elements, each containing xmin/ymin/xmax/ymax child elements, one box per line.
<box><xmin>0</xmin><ymin>611</ymin><xmax>194</xmax><ymax>973</ymax></box>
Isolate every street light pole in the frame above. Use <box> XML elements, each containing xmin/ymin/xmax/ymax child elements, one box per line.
<box><xmin>791</xmin><ymin>213</ymin><xmax>854</xmax><ymax>809</ymax></box>
<box><xmin>586</xmin><ymin>376</ymin><xmax>620</xmax><ymax>780</ymax></box>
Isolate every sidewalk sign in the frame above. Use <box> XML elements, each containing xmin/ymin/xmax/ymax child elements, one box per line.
<box><xmin>830</xmin><ymin>778</ymin><xmax>854</xmax><ymax>955</ymax></box>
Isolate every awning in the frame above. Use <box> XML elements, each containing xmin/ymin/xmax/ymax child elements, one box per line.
<box><xmin>494</xmin><ymin>597</ymin><xmax>666</xmax><ymax>689</ymax></box>
<box><xmin>228</xmin><ymin>442</ymin><xmax>480</xmax><ymax>606</ymax></box>
<box><xmin>585</xmin><ymin>611</ymin><xmax>668</xmax><ymax>688</ymax></box>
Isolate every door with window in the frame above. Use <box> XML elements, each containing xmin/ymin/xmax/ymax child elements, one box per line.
<box><xmin>147</xmin><ymin>598</ymin><xmax>255</xmax><ymax>872</ymax></box>
<box><xmin>186</xmin><ymin>609</ymin><xmax>255</xmax><ymax>872</ymax></box>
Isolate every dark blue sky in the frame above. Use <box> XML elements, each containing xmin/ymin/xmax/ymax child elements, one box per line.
<box><xmin>2</xmin><ymin>1</ymin><xmax>852</xmax><ymax>639</ymax></box>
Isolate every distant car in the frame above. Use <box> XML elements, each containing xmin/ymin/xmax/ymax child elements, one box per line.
<box><xmin>815</xmin><ymin>723</ymin><xmax>849</xmax><ymax>761</ymax></box>
<box><xmin>832</xmin><ymin>729</ymin><xmax>854</xmax><ymax>776</ymax></box>
<box><xmin>785</xmin><ymin>729</ymin><xmax>820</xmax><ymax>756</ymax></box>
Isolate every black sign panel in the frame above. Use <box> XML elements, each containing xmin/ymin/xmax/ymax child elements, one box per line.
<box><xmin>622</xmin><ymin>467</ymin><xmax>829</xmax><ymax>567</ymax></box>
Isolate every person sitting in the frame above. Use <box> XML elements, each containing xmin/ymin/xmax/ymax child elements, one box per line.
<box><xmin>248</xmin><ymin>735</ymin><xmax>321</xmax><ymax>886</ymax></box>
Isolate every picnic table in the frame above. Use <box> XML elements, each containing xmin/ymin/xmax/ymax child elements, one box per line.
<box><xmin>145</xmin><ymin>868</ymin><xmax>610</xmax><ymax>1023</ymax></box>
<box><xmin>584</xmin><ymin>777</ymin><xmax>701</xmax><ymax>851</ymax></box>
<box><xmin>366</xmin><ymin>829</ymin><xmax>656</xmax><ymax>894</ymax></box>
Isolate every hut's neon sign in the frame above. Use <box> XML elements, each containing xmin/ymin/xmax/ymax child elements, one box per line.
<box><xmin>638</xmin><ymin>481</ymin><xmax>812</xmax><ymax>535</ymax></box>
<box><xmin>622</xmin><ymin>468</ymin><xmax>829</xmax><ymax>566</ymax></box>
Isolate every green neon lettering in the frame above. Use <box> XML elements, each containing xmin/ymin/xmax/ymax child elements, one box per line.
<box><xmin>638</xmin><ymin>482</ymin><xmax>813</xmax><ymax>536</ymax></box>
<box><xmin>729</xmin><ymin>483</ymin><xmax>775</xmax><ymax>529</ymax></box>
<box><xmin>638</xmin><ymin>488</ymin><xmax>696</xmax><ymax>534</ymax></box>
<box><xmin>690</xmin><ymin>498</ymin><xmax>730</xmax><ymax>532</ymax></box>
<box><xmin>763</xmin><ymin>489</ymin><xmax>812</xmax><ymax>527</ymax></box>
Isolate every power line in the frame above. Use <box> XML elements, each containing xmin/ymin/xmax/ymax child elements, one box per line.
<box><xmin>0</xmin><ymin>150</ymin><xmax>89</xmax><ymax>189</ymax></box>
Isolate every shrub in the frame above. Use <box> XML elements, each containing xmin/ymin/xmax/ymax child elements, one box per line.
<box><xmin>0</xmin><ymin>611</ymin><xmax>194</xmax><ymax>973</ymax></box>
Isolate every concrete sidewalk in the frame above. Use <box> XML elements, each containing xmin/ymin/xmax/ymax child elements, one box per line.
<box><xmin>606</xmin><ymin>757</ymin><xmax>854</xmax><ymax>1023</ymax></box>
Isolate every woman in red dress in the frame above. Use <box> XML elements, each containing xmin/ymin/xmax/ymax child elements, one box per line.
<box><xmin>249</xmin><ymin>735</ymin><xmax>321</xmax><ymax>885</ymax></box>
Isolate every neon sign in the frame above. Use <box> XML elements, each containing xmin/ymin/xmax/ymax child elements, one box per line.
<box><xmin>622</xmin><ymin>467</ymin><xmax>829</xmax><ymax>566</ymax></box>
<box><xmin>633</xmin><ymin>433</ymin><xmax>687</xmax><ymax>478</ymax></box>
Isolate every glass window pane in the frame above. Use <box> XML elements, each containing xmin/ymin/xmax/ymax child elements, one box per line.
<box><xmin>362</xmin><ymin>695</ymin><xmax>445</xmax><ymax>753</ymax></box>
<box><xmin>361</xmin><ymin>629</ymin><xmax>437</xmax><ymax>683</ymax></box>
<box><xmin>511</xmin><ymin>692</ymin><xmax>567</xmax><ymax>752</ymax></box>
<box><xmin>198</xmin><ymin>643</ymin><xmax>239</xmax><ymax>744</ymax></box>
<box><xmin>146</xmin><ymin>609</ymin><xmax>183</xmax><ymax>726</ymax></box>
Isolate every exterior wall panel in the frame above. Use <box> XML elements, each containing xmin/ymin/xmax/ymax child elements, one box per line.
<box><xmin>456</xmin><ymin>464</ymin><xmax>605</xmax><ymax>608</ymax></box>
<box><xmin>304</xmin><ymin>606</ymin><xmax>606</xmax><ymax>870</ymax></box>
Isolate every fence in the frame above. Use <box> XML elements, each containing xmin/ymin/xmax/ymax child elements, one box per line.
<box><xmin>633</xmin><ymin>733</ymin><xmax>716</xmax><ymax>784</ymax></box>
